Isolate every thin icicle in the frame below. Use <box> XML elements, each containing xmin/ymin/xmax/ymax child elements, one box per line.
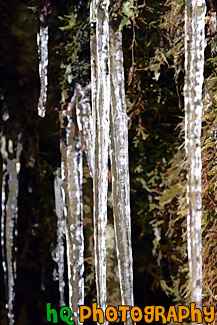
<box><xmin>91</xmin><ymin>0</ymin><xmax>110</xmax><ymax>318</ymax></box>
<box><xmin>184</xmin><ymin>0</ymin><xmax>206</xmax><ymax>309</ymax></box>
<box><xmin>1</xmin><ymin>137</ymin><xmax>21</xmax><ymax>325</ymax></box>
<box><xmin>1</xmin><ymin>136</ymin><xmax>8</xmax><ymax>292</ymax></box>
<box><xmin>75</xmin><ymin>83</ymin><xmax>93</xmax><ymax>176</ymax></box>
<box><xmin>90</xmin><ymin>0</ymin><xmax>97</xmax><ymax>172</ymax></box>
<box><xmin>58</xmin><ymin>112</ymin><xmax>68</xmax><ymax>225</ymax></box>
<box><xmin>6</xmin><ymin>158</ymin><xmax>18</xmax><ymax>325</ymax></box>
<box><xmin>1</xmin><ymin>162</ymin><xmax>7</xmax><ymax>300</ymax></box>
<box><xmin>109</xmin><ymin>27</ymin><xmax>134</xmax><ymax>324</ymax></box>
<box><xmin>53</xmin><ymin>169</ymin><xmax>65</xmax><ymax>306</ymax></box>
<box><xmin>61</xmin><ymin>92</ymin><xmax>84</xmax><ymax>324</ymax></box>
<box><xmin>37</xmin><ymin>25</ymin><xmax>48</xmax><ymax>118</ymax></box>
<box><xmin>1</xmin><ymin>137</ymin><xmax>22</xmax><ymax>325</ymax></box>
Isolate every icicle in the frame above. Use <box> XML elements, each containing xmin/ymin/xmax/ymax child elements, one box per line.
<box><xmin>75</xmin><ymin>83</ymin><xmax>93</xmax><ymax>176</ymax></box>
<box><xmin>109</xmin><ymin>27</ymin><xmax>134</xmax><ymax>324</ymax></box>
<box><xmin>53</xmin><ymin>169</ymin><xmax>66</xmax><ymax>306</ymax></box>
<box><xmin>184</xmin><ymin>0</ymin><xmax>206</xmax><ymax>309</ymax></box>
<box><xmin>90</xmin><ymin>0</ymin><xmax>97</xmax><ymax>166</ymax></box>
<box><xmin>60</xmin><ymin>92</ymin><xmax>84</xmax><ymax>324</ymax></box>
<box><xmin>1</xmin><ymin>161</ymin><xmax>7</xmax><ymax>300</ymax></box>
<box><xmin>6</xmin><ymin>158</ymin><xmax>18</xmax><ymax>325</ymax></box>
<box><xmin>91</xmin><ymin>0</ymin><xmax>110</xmax><ymax>318</ymax></box>
<box><xmin>58</xmin><ymin>111</ymin><xmax>68</xmax><ymax>224</ymax></box>
<box><xmin>1</xmin><ymin>137</ymin><xmax>21</xmax><ymax>325</ymax></box>
<box><xmin>1</xmin><ymin>136</ymin><xmax>7</xmax><ymax>290</ymax></box>
<box><xmin>37</xmin><ymin>25</ymin><xmax>48</xmax><ymax>118</ymax></box>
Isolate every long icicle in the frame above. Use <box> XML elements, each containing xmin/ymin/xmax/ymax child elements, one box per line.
<box><xmin>53</xmin><ymin>169</ymin><xmax>65</xmax><ymax>306</ymax></box>
<box><xmin>109</xmin><ymin>27</ymin><xmax>134</xmax><ymax>324</ymax></box>
<box><xmin>1</xmin><ymin>136</ymin><xmax>7</xmax><ymax>295</ymax></box>
<box><xmin>75</xmin><ymin>83</ymin><xmax>93</xmax><ymax>176</ymax></box>
<box><xmin>1</xmin><ymin>153</ymin><xmax>8</xmax><ymax>314</ymax></box>
<box><xmin>37</xmin><ymin>25</ymin><xmax>48</xmax><ymax>118</ymax></box>
<box><xmin>6</xmin><ymin>158</ymin><xmax>18</xmax><ymax>325</ymax></box>
<box><xmin>64</xmin><ymin>92</ymin><xmax>84</xmax><ymax>324</ymax></box>
<box><xmin>1</xmin><ymin>138</ymin><xmax>21</xmax><ymax>325</ymax></box>
<box><xmin>91</xmin><ymin>0</ymin><xmax>110</xmax><ymax>318</ymax></box>
<box><xmin>184</xmin><ymin>0</ymin><xmax>206</xmax><ymax>309</ymax></box>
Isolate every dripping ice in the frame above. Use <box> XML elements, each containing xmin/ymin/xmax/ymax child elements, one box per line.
<box><xmin>184</xmin><ymin>0</ymin><xmax>206</xmax><ymax>309</ymax></box>
<box><xmin>1</xmin><ymin>137</ymin><xmax>22</xmax><ymax>325</ymax></box>
<box><xmin>37</xmin><ymin>26</ymin><xmax>49</xmax><ymax>118</ymax></box>
<box><xmin>53</xmin><ymin>169</ymin><xmax>66</xmax><ymax>306</ymax></box>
